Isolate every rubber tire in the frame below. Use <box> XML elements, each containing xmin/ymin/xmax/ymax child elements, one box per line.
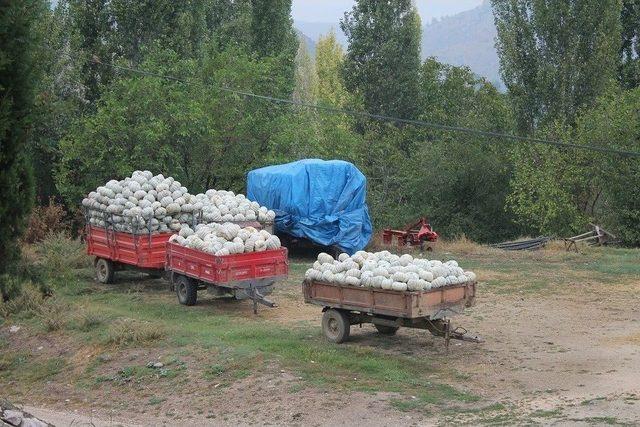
<box><xmin>175</xmin><ymin>275</ymin><xmax>198</xmax><ymax>306</ymax></box>
<box><xmin>322</xmin><ymin>309</ymin><xmax>350</xmax><ymax>343</ymax></box>
<box><xmin>95</xmin><ymin>258</ymin><xmax>114</xmax><ymax>284</ymax></box>
<box><xmin>375</xmin><ymin>324</ymin><xmax>400</xmax><ymax>335</ymax></box>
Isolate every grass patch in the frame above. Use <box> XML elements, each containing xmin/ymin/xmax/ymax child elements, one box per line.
<box><xmin>568</xmin><ymin>416</ymin><xmax>631</xmax><ymax>425</ymax></box>
<box><xmin>36</xmin><ymin>298</ymin><xmax>70</xmax><ymax>331</ymax></box>
<box><xmin>71</xmin><ymin>311</ymin><xmax>106</xmax><ymax>332</ymax></box>
<box><xmin>105</xmin><ymin>318</ymin><xmax>166</xmax><ymax>347</ymax></box>
<box><xmin>530</xmin><ymin>408</ymin><xmax>563</xmax><ymax>418</ymax></box>
<box><xmin>148</xmin><ymin>397</ymin><xmax>166</xmax><ymax>405</ymax></box>
<box><xmin>581</xmin><ymin>396</ymin><xmax>607</xmax><ymax>405</ymax></box>
<box><xmin>71</xmin><ymin>290</ymin><xmax>475</xmax><ymax>403</ymax></box>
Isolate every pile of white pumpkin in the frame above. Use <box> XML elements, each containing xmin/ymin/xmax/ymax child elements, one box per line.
<box><xmin>82</xmin><ymin>170</ymin><xmax>276</xmax><ymax>233</ymax></box>
<box><xmin>305</xmin><ymin>251</ymin><xmax>477</xmax><ymax>292</ymax></box>
<box><xmin>200</xmin><ymin>189</ymin><xmax>276</xmax><ymax>223</ymax></box>
<box><xmin>169</xmin><ymin>222</ymin><xmax>281</xmax><ymax>256</ymax></box>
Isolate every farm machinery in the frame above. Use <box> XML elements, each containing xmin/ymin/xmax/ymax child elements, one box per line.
<box><xmin>382</xmin><ymin>217</ymin><xmax>439</xmax><ymax>250</ymax></box>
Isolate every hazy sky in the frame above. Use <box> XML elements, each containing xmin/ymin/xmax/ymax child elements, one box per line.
<box><xmin>292</xmin><ymin>0</ymin><xmax>485</xmax><ymax>23</ymax></box>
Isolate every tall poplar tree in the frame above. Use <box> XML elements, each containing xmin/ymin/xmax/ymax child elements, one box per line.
<box><xmin>492</xmin><ymin>0</ymin><xmax>622</xmax><ymax>133</ymax></box>
<box><xmin>340</xmin><ymin>0</ymin><xmax>422</xmax><ymax>120</ymax></box>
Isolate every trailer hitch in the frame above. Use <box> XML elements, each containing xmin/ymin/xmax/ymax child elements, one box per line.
<box><xmin>425</xmin><ymin>319</ymin><xmax>484</xmax><ymax>351</ymax></box>
<box><xmin>248</xmin><ymin>285</ymin><xmax>277</xmax><ymax>315</ymax></box>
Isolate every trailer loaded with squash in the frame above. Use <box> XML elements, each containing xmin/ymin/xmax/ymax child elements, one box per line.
<box><xmin>82</xmin><ymin>171</ymin><xmax>287</xmax><ymax>310</ymax></box>
<box><xmin>303</xmin><ymin>251</ymin><xmax>482</xmax><ymax>347</ymax></box>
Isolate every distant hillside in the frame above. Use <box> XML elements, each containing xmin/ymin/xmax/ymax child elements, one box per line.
<box><xmin>295</xmin><ymin>29</ymin><xmax>317</xmax><ymax>56</ymax></box>
<box><xmin>294</xmin><ymin>2</ymin><xmax>502</xmax><ymax>88</ymax></box>
<box><xmin>294</xmin><ymin>21</ymin><xmax>347</xmax><ymax>48</ymax></box>
<box><xmin>421</xmin><ymin>1</ymin><xmax>502</xmax><ymax>88</ymax></box>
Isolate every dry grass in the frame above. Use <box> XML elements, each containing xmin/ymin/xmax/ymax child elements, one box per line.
<box><xmin>36</xmin><ymin>298</ymin><xmax>70</xmax><ymax>331</ymax></box>
<box><xmin>437</xmin><ymin>236</ymin><xmax>498</xmax><ymax>256</ymax></box>
<box><xmin>23</xmin><ymin>198</ymin><xmax>69</xmax><ymax>244</ymax></box>
<box><xmin>72</xmin><ymin>311</ymin><xmax>105</xmax><ymax>332</ymax></box>
<box><xmin>105</xmin><ymin>318</ymin><xmax>166</xmax><ymax>347</ymax></box>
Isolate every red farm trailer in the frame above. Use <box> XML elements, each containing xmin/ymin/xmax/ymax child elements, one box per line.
<box><xmin>85</xmin><ymin>222</ymin><xmax>288</xmax><ymax>311</ymax></box>
<box><xmin>85</xmin><ymin>224</ymin><xmax>174</xmax><ymax>283</ymax></box>
<box><xmin>165</xmin><ymin>243</ymin><xmax>288</xmax><ymax>312</ymax></box>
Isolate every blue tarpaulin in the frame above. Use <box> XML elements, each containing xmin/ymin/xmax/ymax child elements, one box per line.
<box><xmin>247</xmin><ymin>159</ymin><xmax>372</xmax><ymax>254</ymax></box>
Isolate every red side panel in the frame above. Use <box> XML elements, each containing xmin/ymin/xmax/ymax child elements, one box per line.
<box><xmin>85</xmin><ymin>225</ymin><xmax>173</xmax><ymax>269</ymax></box>
<box><xmin>166</xmin><ymin>242</ymin><xmax>289</xmax><ymax>285</ymax></box>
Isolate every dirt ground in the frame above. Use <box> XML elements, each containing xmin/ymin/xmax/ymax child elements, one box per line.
<box><xmin>3</xmin><ymin>251</ymin><xmax>640</xmax><ymax>426</ymax></box>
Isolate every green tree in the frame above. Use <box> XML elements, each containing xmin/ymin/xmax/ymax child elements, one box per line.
<box><xmin>377</xmin><ymin>60</ymin><xmax>521</xmax><ymax>242</ymax></box>
<box><xmin>249</xmin><ymin>0</ymin><xmax>297</xmax><ymax>96</ymax></box>
<box><xmin>574</xmin><ymin>88</ymin><xmax>640</xmax><ymax>244</ymax></box>
<box><xmin>292</xmin><ymin>39</ymin><xmax>318</xmax><ymax>104</ymax></box>
<box><xmin>29</xmin><ymin>4</ymin><xmax>86</xmax><ymax>202</ymax></box>
<box><xmin>620</xmin><ymin>0</ymin><xmax>640</xmax><ymax>89</ymax></box>
<box><xmin>64</xmin><ymin>0</ymin><xmax>111</xmax><ymax>104</ymax></box>
<box><xmin>316</xmin><ymin>30</ymin><xmax>350</xmax><ymax>109</ymax></box>
<box><xmin>492</xmin><ymin>0</ymin><xmax>622</xmax><ymax>133</ymax></box>
<box><xmin>0</xmin><ymin>0</ymin><xmax>45</xmax><ymax>297</ymax></box>
<box><xmin>341</xmin><ymin>0</ymin><xmax>422</xmax><ymax>120</ymax></box>
<box><xmin>56</xmin><ymin>47</ymin><xmax>288</xmax><ymax>204</ymax></box>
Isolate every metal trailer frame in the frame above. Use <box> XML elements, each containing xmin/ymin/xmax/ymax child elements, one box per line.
<box><xmin>303</xmin><ymin>279</ymin><xmax>482</xmax><ymax>348</ymax></box>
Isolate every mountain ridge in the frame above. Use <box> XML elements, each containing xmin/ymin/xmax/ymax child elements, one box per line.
<box><xmin>294</xmin><ymin>1</ymin><xmax>502</xmax><ymax>87</ymax></box>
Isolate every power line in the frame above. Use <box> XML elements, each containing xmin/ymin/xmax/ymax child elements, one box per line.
<box><xmin>88</xmin><ymin>55</ymin><xmax>640</xmax><ymax>158</ymax></box>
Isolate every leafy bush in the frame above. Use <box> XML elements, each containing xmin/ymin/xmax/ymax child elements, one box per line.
<box><xmin>36</xmin><ymin>232</ymin><xmax>90</xmax><ymax>277</ymax></box>
<box><xmin>23</xmin><ymin>198</ymin><xmax>69</xmax><ymax>243</ymax></box>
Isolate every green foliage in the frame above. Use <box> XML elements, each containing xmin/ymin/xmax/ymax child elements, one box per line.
<box><xmin>574</xmin><ymin>88</ymin><xmax>640</xmax><ymax>245</ymax></box>
<box><xmin>56</xmin><ymin>47</ymin><xmax>290</xmax><ymax>203</ymax></box>
<box><xmin>620</xmin><ymin>0</ymin><xmax>640</xmax><ymax>89</ymax></box>
<box><xmin>249</xmin><ymin>0</ymin><xmax>297</xmax><ymax>97</ymax></box>
<box><xmin>0</xmin><ymin>0</ymin><xmax>44</xmax><ymax>296</ymax></box>
<box><xmin>492</xmin><ymin>0</ymin><xmax>622</xmax><ymax>132</ymax></box>
<box><xmin>368</xmin><ymin>61</ymin><xmax>523</xmax><ymax>242</ymax></box>
<box><xmin>316</xmin><ymin>31</ymin><xmax>350</xmax><ymax>110</ymax></box>
<box><xmin>292</xmin><ymin>39</ymin><xmax>318</xmax><ymax>104</ymax></box>
<box><xmin>341</xmin><ymin>0</ymin><xmax>422</xmax><ymax>120</ymax></box>
<box><xmin>492</xmin><ymin>0</ymin><xmax>633</xmax><ymax>239</ymax></box>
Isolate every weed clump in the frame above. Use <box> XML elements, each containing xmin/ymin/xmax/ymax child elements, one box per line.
<box><xmin>0</xmin><ymin>283</ymin><xmax>45</xmax><ymax>318</ymax></box>
<box><xmin>106</xmin><ymin>318</ymin><xmax>165</xmax><ymax>346</ymax></box>
<box><xmin>73</xmin><ymin>311</ymin><xmax>105</xmax><ymax>331</ymax></box>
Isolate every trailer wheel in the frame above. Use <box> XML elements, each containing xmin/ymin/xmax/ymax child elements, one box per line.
<box><xmin>322</xmin><ymin>309</ymin><xmax>350</xmax><ymax>343</ymax></box>
<box><xmin>95</xmin><ymin>258</ymin><xmax>114</xmax><ymax>284</ymax></box>
<box><xmin>175</xmin><ymin>275</ymin><xmax>197</xmax><ymax>306</ymax></box>
<box><xmin>374</xmin><ymin>324</ymin><xmax>400</xmax><ymax>335</ymax></box>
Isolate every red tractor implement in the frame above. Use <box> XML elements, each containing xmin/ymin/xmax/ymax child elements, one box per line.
<box><xmin>382</xmin><ymin>217</ymin><xmax>439</xmax><ymax>250</ymax></box>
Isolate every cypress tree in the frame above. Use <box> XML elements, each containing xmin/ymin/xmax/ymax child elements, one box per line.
<box><xmin>0</xmin><ymin>0</ymin><xmax>44</xmax><ymax>296</ymax></box>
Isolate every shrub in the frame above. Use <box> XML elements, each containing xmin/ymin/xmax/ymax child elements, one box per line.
<box><xmin>37</xmin><ymin>232</ymin><xmax>90</xmax><ymax>277</ymax></box>
<box><xmin>23</xmin><ymin>198</ymin><xmax>69</xmax><ymax>244</ymax></box>
<box><xmin>106</xmin><ymin>319</ymin><xmax>165</xmax><ymax>347</ymax></box>
<box><xmin>0</xmin><ymin>283</ymin><xmax>45</xmax><ymax>318</ymax></box>
<box><xmin>36</xmin><ymin>298</ymin><xmax>70</xmax><ymax>331</ymax></box>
